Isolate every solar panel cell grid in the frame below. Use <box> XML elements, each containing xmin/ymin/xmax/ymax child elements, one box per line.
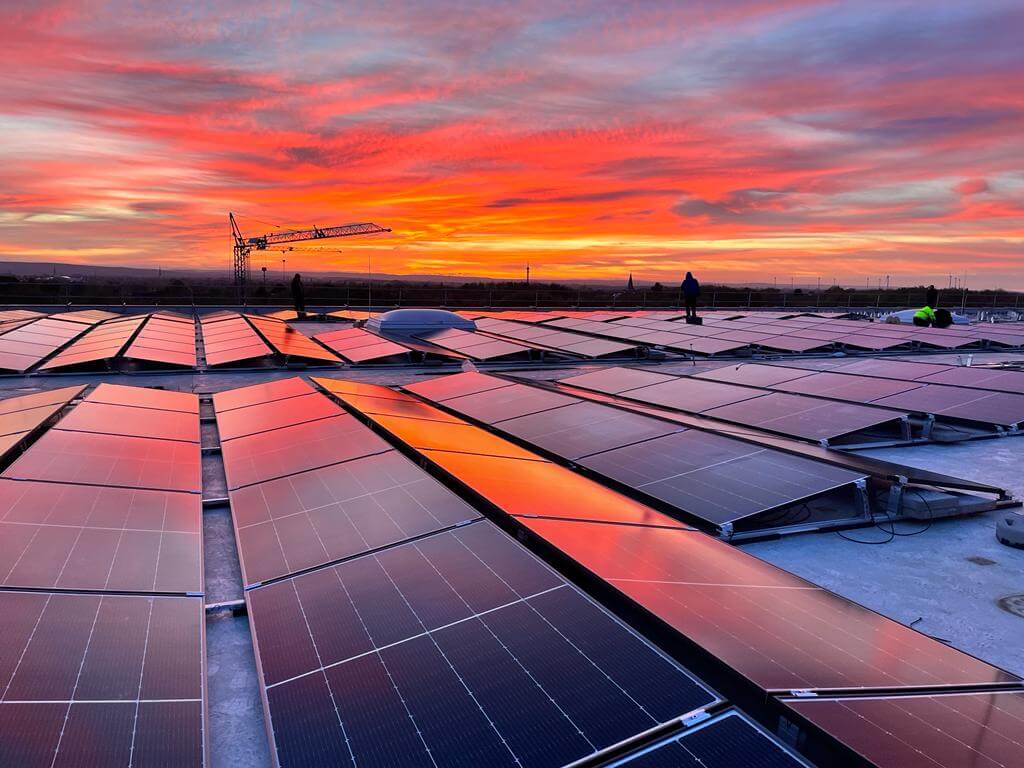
<box><xmin>440</xmin><ymin>382</ymin><xmax>580</xmax><ymax>423</ymax></box>
<box><xmin>784</xmin><ymin>690</ymin><xmax>1024</xmax><ymax>768</ymax></box>
<box><xmin>0</xmin><ymin>479</ymin><xmax>202</xmax><ymax>593</ymax></box>
<box><xmin>249</xmin><ymin>523</ymin><xmax>715</xmax><ymax>768</ymax></box>
<box><xmin>247</xmin><ymin>315</ymin><xmax>340</xmax><ymax>363</ymax></box>
<box><xmin>220</xmin><ymin>414</ymin><xmax>391</xmax><ymax>489</ymax></box>
<box><xmin>57</xmin><ymin>401</ymin><xmax>201</xmax><ymax>442</ymax></box>
<box><xmin>229</xmin><ymin>450</ymin><xmax>480</xmax><ymax>584</ymax></box>
<box><xmin>215</xmin><ymin>392</ymin><xmax>343</xmax><ymax>441</ymax></box>
<box><xmin>0</xmin><ymin>591</ymin><xmax>205</xmax><ymax>767</ymax></box>
<box><xmin>4</xmin><ymin>430</ymin><xmax>202</xmax><ymax>492</ymax></box>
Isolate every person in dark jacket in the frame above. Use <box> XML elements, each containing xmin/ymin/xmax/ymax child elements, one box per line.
<box><xmin>681</xmin><ymin>272</ymin><xmax>700</xmax><ymax>320</ymax></box>
<box><xmin>291</xmin><ymin>273</ymin><xmax>306</xmax><ymax>319</ymax></box>
<box><xmin>926</xmin><ymin>284</ymin><xmax>938</xmax><ymax>309</ymax></box>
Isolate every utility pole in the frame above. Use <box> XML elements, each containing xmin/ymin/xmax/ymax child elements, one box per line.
<box><xmin>261</xmin><ymin>266</ymin><xmax>267</xmax><ymax>290</ymax></box>
<box><xmin>281</xmin><ymin>259</ymin><xmax>286</xmax><ymax>281</ymax></box>
<box><xmin>526</xmin><ymin>263</ymin><xmax>530</xmax><ymax>285</ymax></box>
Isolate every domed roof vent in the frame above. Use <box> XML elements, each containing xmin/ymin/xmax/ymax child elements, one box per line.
<box><xmin>367</xmin><ymin>308</ymin><xmax>476</xmax><ymax>335</ymax></box>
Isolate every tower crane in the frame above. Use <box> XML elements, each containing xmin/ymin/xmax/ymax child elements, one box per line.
<box><xmin>229</xmin><ymin>212</ymin><xmax>390</xmax><ymax>301</ymax></box>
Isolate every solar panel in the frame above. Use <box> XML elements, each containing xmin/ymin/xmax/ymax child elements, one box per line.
<box><xmin>229</xmin><ymin>450</ymin><xmax>480</xmax><ymax>585</ymax></box>
<box><xmin>124</xmin><ymin>315</ymin><xmax>198</xmax><ymax>368</ymax></box>
<box><xmin>0</xmin><ymin>403</ymin><xmax>67</xmax><ymax>438</ymax></box>
<box><xmin>248</xmin><ymin>522</ymin><xmax>716</xmax><ymax>768</ymax></box>
<box><xmin>215</xmin><ymin>392</ymin><xmax>343</xmax><ymax>441</ymax></box>
<box><xmin>314</xmin><ymin>327</ymin><xmax>411</xmax><ymax>363</ymax></box>
<box><xmin>57</xmin><ymin>401</ymin><xmax>201</xmax><ymax>442</ymax></box>
<box><xmin>0</xmin><ymin>479</ymin><xmax>201</xmax><ymax>593</ymax></box>
<box><xmin>872</xmin><ymin>387</ymin><xmax>1024</xmax><ymax>427</ymax></box>
<box><xmin>577</xmin><ymin>431</ymin><xmax>863</xmax><ymax>526</ymax></box>
<box><xmin>701</xmin><ymin>392</ymin><xmax>907</xmax><ymax>442</ymax></box>
<box><xmin>313</xmin><ymin>376</ymin><xmax>418</xmax><ymax>402</ymax></box>
<box><xmin>37</xmin><ymin>316</ymin><xmax>147</xmax><ymax>371</ymax></box>
<box><xmin>619</xmin><ymin>377</ymin><xmax>766</xmax><ymax>413</ymax></box>
<box><xmin>515</xmin><ymin>518</ymin><xmax>1020</xmax><ymax>693</ymax></box>
<box><xmin>86</xmin><ymin>382</ymin><xmax>199</xmax><ymax>413</ymax></box>
<box><xmin>211</xmin><ymin>376</ymin><xmax>315</xmax><ymax>412</ymax></box>
<box><xmin>485</xmin><ymin>401</ymin><xmax>685</xmax><ymax>460</ymax></box>
<box><xmin>0</xmin><ymin>590</ymin><xmax>205</xmax><ymax>766</ymax></box>
<box><xmin>420</xmin><ymin>449</ymin><xmax>690</xmax><ymax>529</ymax></box>
<box><xmin>917</xmin><ymin>366</ymin><xmax>1024</xmax><ymax>393</ymax></box>
<box><xmin>559</xmin><ymin>367</ymin><xmax>676</xmax><ymax>394</ymax></box>
<box><xmin>219</xmin><ymin>414</ymin><xmax>392</xmax><ymax>489</ymax></box>
<box><xmin>783</xmin><ymin>690</ymin><xmax>1024</xmax><ymax>768</ymax></box>
<box><xmin>403</xmin><ymin>371</ymin><xmax>516</xmax><ymax>401</ymax></box>
<box><xmin>4</xmin><ymin>430</ymin><xmax>202</xmax><ymax>492</ymax></box>
<box><xmin>376</xmin><ymin>414</ymin><xmax>550</xmax><ymax>459</ymax></box>
<box><xmin>247</xmin><ymin>315</ymin><xmax>341</xmax><ymax>364</ymax></box>
<box><xmin>614</xmin><ymin>711</ymin><xmax>809</xmax><ymax>767</ymax></box>
<box><xmin>694</xmin><ymin>364</ymin><xmax>815</xmax><ymax>388</ymax></box>
<box><xmin>441</xmin><ymin>382</ymin><xmax>580</xmax><ymax>423</ymax></box>
<box><xmin>771</xmin><ymin>371</ymin><xmax>926</xmax><ymax>402</ymax></box>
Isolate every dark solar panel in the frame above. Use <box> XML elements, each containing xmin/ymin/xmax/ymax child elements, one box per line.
<box><xmin>872</xmin><ymin>386</ymin><xmax>1024</xmax><ymax>426</ymax></box>
<box><xmin>230</xmin><ymin>450</ymin><xmax>480</xmax><ymax>585</ymax></box>
<box><xmin>4</xmin><ymin>430</ymin><xmax>202</xmax><ymax>492</ymax></box>
<box><xmin>0</xmin><ymin>479</ymin><xmax>201</xmax><ymax>593</ymax></box>
<box><xmin>57</xmin><ymin>401</ymin><xmax>201</xmax><ymax>442</ymax></box>
<box><xmin>620</xmin><ymin>377</ymin><xmax>766</xmax><ymax>413</ymax></box>
<box><xmin>694</xmin><ymin>364</ymin><xmax>815</xmax><ymax>388</ymax></box>
<box><xmin>558</xmin><ymin>367</ymin><xmax>676</xmax><ymax>394</ymax></box>
<box><xmin>248</xmin><ymin>522</ymin><xmax>716</xmax><ymax>768</ymax></box>
<box><xmin>0</xmin><ymin>591</ymin><xmax>204</xmax><ymax>766</ymax></box>
<box><xmin>215</xmin><ymin>392</ymin><xmax>343</xmax><ymax>441</ymax></box>
<box><xmin>489</xmin><ymin>401</ymin><xmax>684</xmax><ymax>459</ymax></box>
<box><xmin>220</xmin><ymin>414</ymin><xmax>392</xmax><ymax>489</ymax></box>
<box><xmin>616</xmin><ymin>711</ymin><xmax>809</xmax><ymax>767</ymax></box>
<box><xmin>516</xmin><ymin>518</ymin><xmax>1019</xmax><ymax>693</ymax></box>
<box><xmin>918</xmin><ymin>366</ymin><xmax>1024</xmax><ymax>393</ymax></box>
<box><xmin>441</xmin><ymin>382</ymin><xmax>580</xmax><ymax>423</ymax></box>
<box><xmin>702</xmin><ymin>392</ymin><xmax>907</xmax><ymax>441</ymax></box>
<box><xmin>771</xmin><ymin>371</ymin><xmax>926</xmax><ymax>402</ymax></box>
<box><xmin>784</xmin><ymin>690</ymin><xmax>1024</xmax><ymax>768</ymax></box>
<box><xmin>577</xmin><ymin>431</ymin><xmax>863</xmax><ymax>525</ymax></box>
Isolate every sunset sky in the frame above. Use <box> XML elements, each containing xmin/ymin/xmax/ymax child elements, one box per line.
<box><xmin>2</xmin><ymin>1</ymin><xmax>1022</xmax><ymax>286</ymax></box>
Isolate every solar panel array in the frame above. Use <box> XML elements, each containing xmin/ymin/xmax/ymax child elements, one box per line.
<box><xmin>200</xmin><ymin>312</ymin><xmax>272</xmax><ymax>365</ymax></box>
<box><xmin>415</xmin><ymin>327</ymin><xmax>534</xmax><ymax>360</ymax></box>
<box><xmin>473</xmin><ymin>316</ymin><xmax>638</xmax><ymax>359</ymax></box>
<box><xmin>696</xmin><ymin>361</ymin><xmax>1024</xmax><ymax>430</ymax></box>
<box><xmin>318</xmin><ymin>373</ymin><xmax>1023</xmax><ymax>768</ymax></box>
<box><xmin>313</xmin><ymin>327</ymin><xmax>412</xmax><ymax>363</ymax></box>
<box><xmin>0</xmin><ymin>316</ymin><xmax>91</xmax><ymax>372</ymax></box>
<box><xmin>123</xmin><ymin>311</ymin><xmax>197</xmax><ymax>368</ymax></box>
<box><xmin>0</xmin><ymin>385</ymin><xmax>84</xmax><ymax>460</ymax></box>
<box><xmin>247</xmin><ymin>314</ymin><xmax>341</xmax><ymax>364</ymax></box>
<box><xmin>38</xmin><ymin>315</ymin><xmax>148</xmax><ymax>371</ymax></box>
<box><xmin>460</xmin><ymin>309</ymin><xmax>1024</xmax><ymax>356</ymax></box>
<box><xmin>0</xmin><ymin>383</ymin><xmax>206</xmax><ymax>765</ymax></box>
<box><xmin>400</xmin><ymin>372</ymin><xmax>866</xmax><ymax>531</ymax></box>
<box><xmin>558</xmin><ymin>366</ymin><xmax>912</xmax><ymax>444</ymax></box>
<box><xmin>208</xmin><ymin>377</ymin><xmax>766</xmax><ymax>768</ymax></box>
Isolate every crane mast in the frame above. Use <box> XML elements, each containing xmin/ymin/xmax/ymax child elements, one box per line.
<box><xmin>229</xmin><ymin>212</ymin><xmax>390</xmax><ymax>302</ymax></box>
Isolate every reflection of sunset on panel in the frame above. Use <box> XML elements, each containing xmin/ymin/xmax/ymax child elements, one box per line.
<box><xmin>1</xmin><ymin>2</ymin><xmax>1022</xmax><ymax>285</ymax></box>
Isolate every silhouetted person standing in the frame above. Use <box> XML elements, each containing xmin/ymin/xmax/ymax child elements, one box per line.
<box><xmin>291</xmin><ymin>273</ymin><xmax>306</xmax><ymax>319</ymax></box>
<box><xmin>926</xmin><ymin>284</ymin><xmax>938</xmax><ymax>308</ymax></box>
<box><xmin>682</xmin><ymin>271</ymin><xmax>700</xmax><ymax>321</ymax></box>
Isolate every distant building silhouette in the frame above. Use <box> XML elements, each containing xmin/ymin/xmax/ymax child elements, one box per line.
<box><xmin>627</xmin><ymin>273</ymin><xmax>634</xmax><ymax>291</ymax></box>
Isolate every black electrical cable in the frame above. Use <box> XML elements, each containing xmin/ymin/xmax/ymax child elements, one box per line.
<box><xmin>835</xmin><ymin>485</ymin><xmax>935</xmax><ymax>544</ymax></box>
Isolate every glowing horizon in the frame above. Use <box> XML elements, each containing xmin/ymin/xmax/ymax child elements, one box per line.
<box><xmin>2</xmin><ymin>2</ymin><xmax>1022</xmax><ymax>288</ymax></box>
